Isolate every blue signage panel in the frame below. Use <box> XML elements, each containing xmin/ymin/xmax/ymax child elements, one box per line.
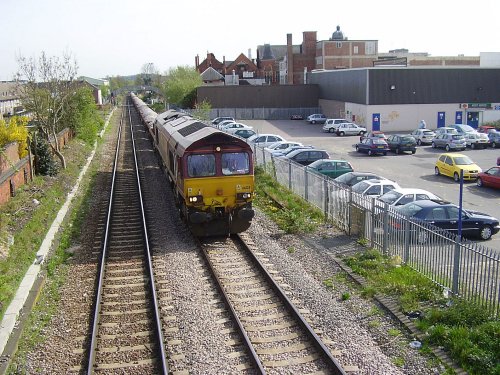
<box><xmin>437</xmin><ymin>112</ymin><xmax>446</xmax><ymax>128</ymax></box>
<box><xmin>455</xmin><ymin>111</ymin><xmax>463</xmax><ymax>124</ymax></box>
<box><xmin>372</xmin><ymin>113</ymin><xmax>380</xmax><ymax>131</ymax></box>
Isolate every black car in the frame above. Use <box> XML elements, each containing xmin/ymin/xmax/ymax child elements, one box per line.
<box><xmin>393</xmin><ymin>199</ymin><xmax>500</xmax><ymax>240</ymax></box>
<box><xmin>290</xmin><ymin>114</ymin><xmax>304</xmax><ymax>120</ymax></box>
<box><xmin>282</xmin><ymin>149</ymin><xmax>330</xmax><ymax>166</ymax></box>
<box><xmin>334</xmin><ymin>171</ymin><xmax>385</xmax><ymax>187</ymax></box>
<box><xmin>386</xmin><ymin>134</ymin><xmax>417</xmax><ymax>154</ymax></box>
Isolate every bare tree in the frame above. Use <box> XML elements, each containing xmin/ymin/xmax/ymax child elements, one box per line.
<box><xmin>141</xmin><ymin>62</ymin><xmax>159</xmax><ymax>86</ymax></box>
<box><xmin>15</xmin><ymin>51</ymin><xmax>79</xmax><ymax>169</ymax></box>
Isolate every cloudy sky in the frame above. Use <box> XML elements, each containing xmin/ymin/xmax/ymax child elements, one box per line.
<box><xmin>1</xmin><ymin>0</ymin><xmax>498</xmax><ymax>80</ymax></box>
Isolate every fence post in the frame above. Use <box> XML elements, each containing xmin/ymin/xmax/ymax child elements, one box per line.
<box><xmin>323</xmin><ymin>178</ymin><xmax>329</xmax><ymax>221</ymax></box>
<box><xmin>452</xmin><ymin>240</ymin><xmax>462</xmax><ymax>294</ymax></box>
<box><xmin>370</xmin><ymin>198</ymin><xmax>376</xmax><ymax>249</ymax></box>
<box><xmin>262</xmin><ymin>147</ymin><xmax>266</xmax><ymax>173</ymax></box>
<box><xmin>288</xmin><ymin>160</ymin><xmax>292</xmax><ymax>190</ymax></box>
<box><xmin>403</xmin><ymin>218</ymin><xmax>410</xmax><ymax>262</ymax></box>
<box><xmin>304</xmin><ymin>168</ymin><xmax>309</xmax><ymax>201</ymax></box>
<box><xmin>382</xmin><ymin>202</ymin><xmax>389</xmax><ymax>255</ymax></box>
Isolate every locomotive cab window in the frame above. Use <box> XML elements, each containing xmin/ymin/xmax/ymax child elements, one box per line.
<box><xmin>222</xmin><ymin>152</ymin><xmax>249</xmax><ymax>175</ymax></box>
<box><xmin>187</xmin><ymin>154</ymin><xmax>216</xmax><ymax>177</ymax></box>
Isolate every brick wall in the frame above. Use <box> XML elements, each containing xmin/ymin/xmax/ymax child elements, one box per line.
<box><xmin>0</xmin><ymin>142</ymin><xmax>32</xmax><ymax>205</ymax></box>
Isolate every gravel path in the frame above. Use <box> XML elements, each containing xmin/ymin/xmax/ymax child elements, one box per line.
<box><xmin>11</xmin><ymin>108</ymin><xmax>445</xmax><ymax>374</ymax></box>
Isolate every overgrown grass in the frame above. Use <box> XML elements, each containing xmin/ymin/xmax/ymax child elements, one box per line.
<box><xmin>344</xmin><ymin>248</ymin><xmax>500</xmax><ymax>375</ymax></box>
<box><xmin>253</xmin><ymin>166</ymin><xmax>325</xmax><ymax>234</ymax></box>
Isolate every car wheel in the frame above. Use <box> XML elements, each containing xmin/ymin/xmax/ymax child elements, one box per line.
<box><xmin>411</xmin><ymin>150</ymin><xmax>416</xmax><ymax>154</ymax></box>
<box><xmin>431</xmin><ymin>142</ymin><xmax>436</xmax><ymax>148</ymax></box>
<box><xmin>479</xmin><ymin>225</ymin><xmax>493</xmax><ymax>240</ymax></box>
<box><xmin>471</xmin><ymin>143</ymin><xmax>475</xmax><ymax>150</ymax></box>
<box><xmin>434</xmin><ymin>167</ymin><xmax>440</xmax><ymax>176</ymax></box>
<box><xmin>417</xmin><ymin>139</ymin><xmax>422</xmax><ymax>146</ymax></box>
<box><xmin>383</xmin><ymin>152</ymin><xmax>387</xmax><ymax>156</ymax></box>
<box><xmin>445</xmin><ymin>144</ymin><xmax>451</xmax><ymax>152</ymax></box>
<box><xmin>454</xmin><ymin>172</ymin><xmax>460</xmax><ymax>182</ymax></box>
<box><xmin>368</xmin><ymin>150</ymin><xmax>373</xmax><ymax>156</ymax></box>
<box><xmin>339</xmin><ymin>132</ymin><xmax>345</xmax><ymax>136</ymax></box>
<box><xmin>329</xmin><ymin>128</ymin><xmax>335</xmax><ymax>133</ymax></box>
<box><xmin>395</xmin><ymin>148</ymin><xmax>400</xmax><ymax>154</ymax></box>
<box><xmin>355</xmin><ymin>145</ymin><xmax>360</xmax><ymax>152</ymax></box>
<box><xmin>492</xmin><ymin>142</ymin><xmax>498</xmax><ymax>148</ymax></box>
<box><xmin>312</xmin><ymin>120</ymin><xmax>316</xmax><ymax>124</ymax></box>
<box><xmin>477</xmin><ymin>177</ymin><xmax>483</xmax><ymax>187</ymax></box>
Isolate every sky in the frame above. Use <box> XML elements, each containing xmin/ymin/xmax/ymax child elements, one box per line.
<box><xmin>1</xmin><ymin>0</ymin><xmax>499</xmax><ymax>81</ymax></box>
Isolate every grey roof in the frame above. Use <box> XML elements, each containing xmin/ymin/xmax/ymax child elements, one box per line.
<box><xmin>201</xmin><ymin>67</ymin><xmax>224</xmax><ymax>81</ymax></box>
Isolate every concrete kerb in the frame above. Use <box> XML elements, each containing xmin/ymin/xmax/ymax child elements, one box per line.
<box><xmin>0</xmin><ymin>108</ymin><xmax>116</xmax><ymax>371</ymax></box>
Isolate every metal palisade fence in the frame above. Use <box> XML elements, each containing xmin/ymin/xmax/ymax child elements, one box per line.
<box><xmin>254</xmin><ymin>145</ymin><xmax>500</xmax><ymax>316</ymax></box>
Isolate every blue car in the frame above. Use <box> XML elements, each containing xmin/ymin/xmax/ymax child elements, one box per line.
<box><xmin>354</xmin><ymin>138</ymin><xmax>389</xmax><ymax>156</ymax></box>
<box><xmin>488</xmin><ymin>131</ymin><xmax>500</xmax><ymax>148</ymax></box>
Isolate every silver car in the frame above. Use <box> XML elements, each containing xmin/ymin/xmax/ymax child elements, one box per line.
<box><xmin>410</xmin><ymin>129</ymin><xmax>436</xmax><ymax>145</ymax></box>
<box><xmin>335</xmin><ymin>123</ymin><xmax>367</xmax><ymax>136</ymax></box>
<box><xmin>465</xmin><ymin>132</ymin><xmax>489</xmax><ymax>149</ymax></box>
<box><xmin>431</xmin><ymin>133</ymin><xmax>466</xmax><ymax>151</ymax></box>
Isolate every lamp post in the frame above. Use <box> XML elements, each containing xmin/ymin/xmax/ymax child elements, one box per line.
<box><xmin>452</xmin><ymin>169</ymin><xmax>464</xmax><ymax>294</ymax></box>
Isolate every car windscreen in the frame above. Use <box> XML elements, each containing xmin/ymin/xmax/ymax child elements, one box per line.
<box><xmin>352</xmin><ymin>181</ymin><xmax>369</xmax><ymax>193</ymax></box>
<box><xmin>454</xmin><ymin>156</ymin><xmax>473</xmax><ymax>165</ymax></box>
<box><xmin>379</xmin><ymin>191</ymin><xmax>402</xmax><ymax>204</ymax></box>
<box><xmin>397</xmin><ymin>203</ymin><xmax>423</xmax><ymax>217</ymax></box>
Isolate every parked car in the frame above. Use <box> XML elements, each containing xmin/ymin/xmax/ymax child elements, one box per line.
<box><xmin>247</xmin><ymin>134</ymin><xmax>286</xmax><ymax>147</ymax></box>
<box><xmin>282</xmin><ymin>149</ymin><xmax>330</xmax><ymax>166</ymax></box>
<box><xmin>488</xmin><ymin>130</ymin><xmax>500</xmax><ymax>148</ymax></box>
<box><xmin>211</xmin><ymin>116</ymin><xmax>235</xmax><ymax>126</ymax></box>
<box><xmin>351</xmin><ymin>179</ymin><xmax>400</xmax><ymax>198</ymax></box>
<box><xmin>217</xmin><ymin>119</ymin><xmax>236</xmax><ymax>129</ymax></box>
<box><xmin>434</xmin><ymin>153</ymin><xmax>482</xmax><ymax>182</ymax></box>
<box><xmin>336</xmin><ymin>123</ymin><xmax>367</xmax><ymax>136</ymax></box>
<box><xmin>290</xmin><ymin>114</ymin><xmax>304</xmax><ymax>120</ymax></box>
<box><xmin>233</xmin><ymin>129</ymin><xmax>256</xmax><ymax>139</ymax></box>
<box><xmin>478</xmin><ymin>125</ymin><xmax>496</xmax><ymax>134</ymax></box>
<box><xmin>322</xmin><ymin>118</ymin><xmax>349</xmax><ymax>133</ymax></box>
<box><xmin>264</xmin><ymin>141</ymin><xmax>303</xmax><ymax>153</ymax></box>
<box><xmin>393</xmin><ymin>199</ymin><xmax>500</xmax><ymax>240</ymax></box>
<box><xmin>222</xmin><ymin>122</ymin><xmax>253</xmax><ymax>133</ymax></box>
<box><xmin>434</xmin><ymin>127</ymin><xmax>459</xmax><ymax>135</ymax></box>
<box><xmin>386</xmin><ymin>134</ymin><xmax>417</xmax><ymax>154</ymax></box>
<box><xmin>464</xmin><ymin>132</ymin><xmax>489</xmax><ymax>149</ymax></box>
<box><xmin>307</xmin><ymin>114</ymin><xmax>327</xmax><ymax>124</ymax></box>
<box><xmin>306</xmin><ymin>159</ymin><xmax>353</xmax><ymax>179</ymax></box>
<box><xmin>378</xmin><ymin>188</ymin><xmax>441</xmax><ymax>207</ymax></box>
<box><xmin>476</xmin><ymin>166</ymin><xmax>500</xmax><ymax>189</ymax></box>
<box><xmin>498</xmin><ymin>156</ymin><xmax>500</xmax><ymax>166</ymax></box>
<box><xmin>410</xmin><ymin>129</ymin><xmax>436</xmax><ymax>145</ymax></box>
<box><xmin>431</xmin><ymin>133</ymin><xmax>466</xmax><ymax>151</ymax></box>
<box><xmin>334</xmin><ymin>172</ymin><xmax>385</xmax><ymax>187</ymax></box>
<box><xmin>355</xmin><ymin>137</ymin><xmax>389</xmax><ymax>156</ymax></box>
<box><xmin>360</xmin><ymin>131</ymin><xmax>387</xmax><ymax>142</ymax></box>
<box><xmin>272</xmin><ymin>145</ymin><xmax>314</xmax><ymax>157</ymax></box>
<box><xmin>449</xmin><ymin>124</ymin><xmax>477</xmax><ymax>136</ymax></box>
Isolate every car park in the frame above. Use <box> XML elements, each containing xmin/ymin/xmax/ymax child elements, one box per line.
<box><xmin>211</xmin><ymin>116</ymin><xmax>235</xmax><ymax>126</ymax></box>
<box><xmin>306</xmin><ymin>159</ymin><xmax>353</xmax><ymax>179</ymax></box>
<box><xmin>431</xmin><ymin>133</ymin><xmax>466</xmax><ymax>151</ymax></box>
<box><xmin>282</xmin><ymin>149</ymin><xmax>330</xmax><ymax>166</ymax></box>
<box><xmin>336</xmin><ymin>123</ymin><xmax>367</xmax><ymax>136</ymax></box>
<box><xmin>434</xmin><ymin>153</ymin><xmax>482</xmax><ymax>182</ymax></box>
<box><xmin>434</xmin><ymin>126</ymin><xmax>459</xmax><ymax>135</ymax></box>
<box><xmin>386</xmin><ymin>134</ymin><xmax>417</xmax><ymax>154</ymax></box>
<box><xmin>334</xmin><ymin>172</ymin><xmax>385</xmax><ymax>187</ymax></box>
<box><xmin>307</xmin><ymin>114</ymin><xmax>327</xmax><ymax>124</ymax></box>
<box><xmin>476</xmin><ymin>166</ymin><xmax>500</xmax><ymax>189</ymax></box>
<box><xmin>488</xmin><ymin>131</ymin><xmax>500</xmax><ymax>148</ymax></box>
<box><xmin>247</xmin><ymin>134</ymin><xmax>286</xmax><ymax>148</ymax></box>
<box><xmin>351</xmin><ymin>179</ymin><xmax>400</xmax><ymax>198</ymax></box>
<box><xmin>360</xmin><ymin>131</ymin><xmax>387</xmax><ymax>142</ymax></box>
<box><xmin>410</xmin><ymin>129</ymin><xmax>436</xmax><ymax>145</ymax></box>
<box><xmin>355</xmin><ymin>137</ymin><xmax>389</xmax><ymax>156</ymax></box>
<box><xmin>393</xmin><ymin>199</ymin><xmax>500</xmax><ymax>240</ymax></box>
<box><xmin>464</xmin><ymin>132</ymin><xmax>489</xmax><ymax>149</ymax></box>
<box><xmin>232</xmin><ymin>129</ymin><xmax>256</xmax><ymax>139</ymax></box>
<box><xmin>322</xmin><ymin>118</ymin><xmax>349</xmax><ymax>133</ymax></box>
<box><xmin>377</xmin><ymin>188</ymin><xmax>441</xmax><ymax>207</ymax></box>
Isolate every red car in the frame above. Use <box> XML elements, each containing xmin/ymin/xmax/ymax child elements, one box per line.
<box><xmin>477</xmin><ymin>166</ymin><xmax>500</xmax><ymax>189</ymax></box>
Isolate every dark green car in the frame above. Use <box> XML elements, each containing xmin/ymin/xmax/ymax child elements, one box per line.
<box><xmin>306</xmin><ymin>159</ymin><xmax>353</xmax><ymax>179</ymax></box>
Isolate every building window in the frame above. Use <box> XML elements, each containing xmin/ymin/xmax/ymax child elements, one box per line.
<box><xmin>336</xmin><ymin>42</ymin><xmax>342</xmax><ymax>48</ymax></box>
<box><xmin>365</xmin><ymin>41</ymin><xmax>376</xmax><ymax>55</ymax></box>
<box><xmin>353</xmin><ymin>46</ymin><xmax>358</xmax><ymax>54</ymax></box>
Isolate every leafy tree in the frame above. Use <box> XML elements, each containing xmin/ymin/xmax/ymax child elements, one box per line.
<box><xmin>163</xmin><ymin>66</ymin><xmax>202</xmax><ymax>108</ymax></box>
<box><xmin>108</xmin><ymin>75</ymin><xmax>129</xmax><ymax>92</ymax></box>
<box><xmin>15</xmin><ymin>51</ymin><xmax>79</xmax><ymax>169</ymax></box>
<box><xmin>190</xmin><ymin>99</ymin><xmax>211</xmax><ymax>121</ymax></box>
<box><xmin>100</xmin><ymin>85</ymin><xmax>110</xmax><ymax>102</ymax></box>
<box><xmin>33</xmin><ymin>137</ymin><xmax>58</xmax><ymax>176</ymax></box>
<box><xmin>61</xmin><ymin>87</ymin><xmax>104</xmax><ymax>145</ymax></box>
<box><xmin>0</xmin><ymin>116</ymin><xmax>29</xmax><ymax>158</ymax></box>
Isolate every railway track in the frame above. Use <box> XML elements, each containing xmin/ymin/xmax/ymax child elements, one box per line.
<box><xmin>200</xmin><ymin>233</ymin><xmax>347</xmax><ymax>375</ymax></box>
<box><xmin>85</xmin><ymin>102</ymin><xmax>168</xmax><ymax>374</ymax></box>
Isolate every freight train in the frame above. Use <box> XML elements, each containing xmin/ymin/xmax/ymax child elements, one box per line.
<box><xmin>131</xmin><ymin>93</ymin><xmax>255</xmax><ymax>236</ymax></box>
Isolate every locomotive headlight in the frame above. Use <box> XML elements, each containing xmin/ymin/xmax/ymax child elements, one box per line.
<box><xmin>189</xmin><ymin>195</ymin><xmax>203</xmax><ymax>203</ymax></box>
<box><xmin>236</xmin><ymin>192</ymin><xmax>252</xmax><ymax>201</ymax></box>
